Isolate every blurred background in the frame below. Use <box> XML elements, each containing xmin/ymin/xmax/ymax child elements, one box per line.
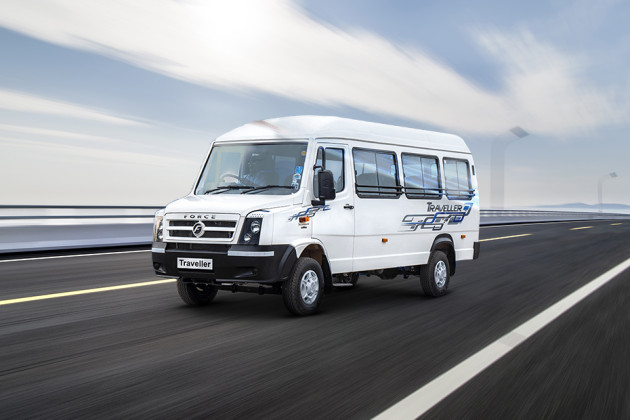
<box><xmin>2</xmin><ymin>3</ymin><xmax>630</xmax><ymax>418</ymax></box>
<box><xmin>0</xmin><ymin>0</ymin><xmax>628</xmax><ymax>210</ymax></box>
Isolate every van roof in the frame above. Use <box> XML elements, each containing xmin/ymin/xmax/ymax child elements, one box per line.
<box><xmin>216</xmin><ymin>116</ymin><xmax>470</xmax><ymax>154</ymax></box>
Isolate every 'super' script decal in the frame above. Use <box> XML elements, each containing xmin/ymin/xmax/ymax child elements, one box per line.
<box><xmin>400</xmin><ymin>202</ymin><xmax>473</xmax><ymax>231</ymax></box>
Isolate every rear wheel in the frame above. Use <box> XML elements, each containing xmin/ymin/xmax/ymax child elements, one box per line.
<box><xmin>420</xmin><ymin>250</ymin><xmax>450</xmax><ymax>297</ymax></box>
<box><xmin>282</xmin><ymin>257</ymin><xmax>324</xmax><ymax>316</ymax></box>
<box><xmin>177</xmin><ymin>278</ymin><xmax>218</xmax><ymax>305</ymax></box>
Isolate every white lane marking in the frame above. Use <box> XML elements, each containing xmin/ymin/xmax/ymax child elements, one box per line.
<box><xmin>373</xmin><ymin>257</ymin><xmax>630</xmax><ymax>420</ymax></box>
<box><xmin>479</xmin><ymin>233</ymin><xmax>532</xmax><ymax>242</ymax></box>
<box><xmin>0</xmin><ymin>249</ymin><xmax>150</xmax><ymax>263</ymax></box>
<box><xmin>570</xmin><ymin>226</ymin><xmax>593</xmax><ymax>230</ymax></box>
<box><xmin>0</xmin><ymin>279</ymin><xmax>176</xmax><ymax>306</ymax></box>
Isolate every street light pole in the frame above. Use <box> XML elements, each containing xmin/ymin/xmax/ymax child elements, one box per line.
<box><xmin>490</xmin><ymin>126</ymin><xmax>529</xmax><ymax>209</ymax></box>
<box><xmin>598</xmin><ymin>172</ymin><xmax>618</xmax><ymax>212</ymax></box>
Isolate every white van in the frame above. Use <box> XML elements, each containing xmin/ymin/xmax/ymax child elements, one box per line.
<box><xmin>152</xmin><ymin>116</ymin><xmax>480</xmax><ymax>315</ymax></box>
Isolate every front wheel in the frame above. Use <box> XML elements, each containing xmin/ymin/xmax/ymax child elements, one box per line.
<box><xmin>419</xmin><ymin>250</ymin><xmax>450</xmax><ymax>297</ymax></box>
<box><xmin>282</xmin><ymin>257</ymin><xmax>324</xmax><ymax>316</ymax></box>
<box><xmin>177</xmin><ymin>278</ymin><xmax>218</xmax><ymax>305</ymax></box>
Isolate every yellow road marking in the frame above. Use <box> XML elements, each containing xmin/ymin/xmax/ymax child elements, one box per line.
<box><xmin>571</xmin><ymin>226</ymin><xmax>593</xmax><ymax>230</ymax></box>
<box><xmin>0</xmin><ymin>279</ymin><xmax>176</xmax><ymax>306</ymax></box>
<box><xmin>611</xmin><ymin>223</ymin><xmax>623</xmax><ymax>226</ymax></box>
<box><xmin>480</xmin><ymin>233</ymin><xmax>532</xmax><ymax>242</ymax></box>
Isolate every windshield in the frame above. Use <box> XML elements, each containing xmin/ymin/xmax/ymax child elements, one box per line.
<box><xmin>195</xmin><ymin>142</ymin><xmax>308</xmax><ymax>195</ymax></box>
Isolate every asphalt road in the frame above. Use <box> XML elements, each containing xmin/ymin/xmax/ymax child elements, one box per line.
<box><xmin>1</xmin><ymin>220</ymin><xmax>629</xmax><ymax>419</ymax></box>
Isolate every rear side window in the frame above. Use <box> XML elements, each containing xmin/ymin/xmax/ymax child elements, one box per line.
<box><xmin>443</xmin><ymin>158</ymin><xmax>474</xmax><ymax>200</ymax></box>
<box><xmin>353</xmin><ymin>148</ymin><xmax>401</xmax><ymax>198</ymax></box>
<box><xmin>401</xmin><ymin>153</ymin><xmax>441</xmax><ymax>199</ymax></box>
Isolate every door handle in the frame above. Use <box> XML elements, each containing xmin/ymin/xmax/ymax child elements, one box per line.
<box><xmin>344</xmin><ymin>204</ymin><xmax>354</xmax><ymax>210</ymax></box>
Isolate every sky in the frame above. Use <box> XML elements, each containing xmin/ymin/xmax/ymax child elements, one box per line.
<box><xmin>0</xmin><ymin>0</ymin><xmax>628</xmax><ymax>208</ymax></box>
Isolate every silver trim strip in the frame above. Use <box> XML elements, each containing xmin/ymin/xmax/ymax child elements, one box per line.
<box><xmin>227</xmin><ymin>250</ymin><xmax>274</xmax><ymax>257</ymax></box>
<box><xmin>166</xmin><ymin>226</ymin><xmax>234</xmax><ymax>232</ymax></box>
<box><xmin>151</xmin><ymin>247</ymin><xmax>166</xmax><ymax>253</ymax></box>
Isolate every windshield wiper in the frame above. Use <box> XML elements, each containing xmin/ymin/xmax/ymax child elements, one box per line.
<box><xmin>242</xmin><ymin>185</ymin><xmax>295</xmax><ymax>194</ymax></box>
<box><xmin>204</xmin><ymin>185</ymin><xmax>254</xmax><ymax>194</ymax></box>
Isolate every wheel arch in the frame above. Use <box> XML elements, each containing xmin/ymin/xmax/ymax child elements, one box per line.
<box><xmin>293</xmin><ymin>240</ymin><xmax>333</xmax><ymax>292</ymax></box>
<box><xmin>430</xmin><ymin>234</ymin><xmax>456</xmax><ymax>276</ymax></box>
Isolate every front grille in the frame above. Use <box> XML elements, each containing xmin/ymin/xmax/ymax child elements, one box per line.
<box><xmin>169</xmin><ymin>220</ymin><xmax>236</xmax><ymax>228</ymax></box>
<box><xmin>169</xmin><ymin>243</ymin><xmax>230</xmax><ymax>251</ymax></box>
<box><xmin>164</xmin><ymin>213</ymin><xmax>240</xmax><ymax>243</ymax></box>
<box><xmin>169</xmin><ymin>230</ymin><xmax>232</xmax><ymax>239</ymax></box>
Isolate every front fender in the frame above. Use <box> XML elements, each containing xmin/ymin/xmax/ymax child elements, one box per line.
<box><xmin>290</xmin><ymin>238</ymin><xmax>329</xmax><ymax>260</ymax></box>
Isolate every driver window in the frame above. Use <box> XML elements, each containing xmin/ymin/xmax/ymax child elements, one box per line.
<box><xmin>212</xmin><ymin>150</ymin><xmax>242</xmax><ymax>183</ymax></box>
<box><xmin>313</xmin><ymin>147</ymin><xmax>345</xmax><ymax>196</ymax></box>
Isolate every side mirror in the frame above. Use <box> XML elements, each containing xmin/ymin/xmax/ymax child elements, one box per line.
<box><xmin>312</xmin><ymin>170</ymin><xmax>336</xmax><ymax>205</ymax></box>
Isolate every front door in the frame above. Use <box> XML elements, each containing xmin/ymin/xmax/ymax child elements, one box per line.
<box><xmin>311</xmin><ymin>142</ymin><xmax>355</xmax><ymax>274</ymax></box>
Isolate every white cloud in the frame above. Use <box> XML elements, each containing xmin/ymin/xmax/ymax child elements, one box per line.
<box><xmin>0</xmin><ymin>135</ymin><xmax>192</xmax><ymax>167</ymax></box>
<box><xmin>0</xmin><ymin>89</ymin><xmax>146</xmax><ymax>126</ymax></box>
<box><xmin>476</xmin><ymin>29</ymin><xmax>627</xmax><ymax>135</ymax></box>
<box><xmin>0</xmin><ymin>0</ymin><xmax>625</xmax><ymax>136</ymax></box>
<box><xmin>0</xmin><ymin>123</ymin><xmax>124</xmax><ymax>142</ymax></box>
<box><xmin>0</xmin><ymin>136</ymin><xmax>197</xmax><ymax>205</ymax></box>
<box><xmin>0</xmin><ymin>122</ymin><xmax>206</xmax><ymax>168</ymax></box>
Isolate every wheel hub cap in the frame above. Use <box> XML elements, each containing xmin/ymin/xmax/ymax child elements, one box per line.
<box><xmin>434</xmin><ymin>261</ymin><xmax>447</xmax><ymax>288</ymax></box>
<box><xmin>300</xmin><ymin>270</ymin><xmax>319</xmax><ymax>304</ymax></box>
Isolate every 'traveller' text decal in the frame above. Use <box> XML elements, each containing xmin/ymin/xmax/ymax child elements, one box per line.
<box><xmin>400</xmin><ymin>202</ymin><xmax>473</xmax><ymax>231</ymax></box>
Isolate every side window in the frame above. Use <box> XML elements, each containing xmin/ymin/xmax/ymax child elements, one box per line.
<box><xmin>313</xmin><ymin>147</ymin><xmax>345</xmax><ymax>196</ymax></box>
<box><xmin>401</xmin><ymin>153</ymin><xmax>441</xmax><ymax>199</ymax></box>
<box><xmin>443</xmin><ymin>158</ymin><xmax>473</xmax><ymax>200</ymax></box>
<box><xmin>353</xmin><ymin>148</ymin><xmax>401</xmax><ymax>198</ymax></box>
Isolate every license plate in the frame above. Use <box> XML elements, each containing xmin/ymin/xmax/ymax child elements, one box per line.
<box><xmin>177</xmin><ymin>257</ymin><xmax>213</xmax><ymax>270</ymax></box>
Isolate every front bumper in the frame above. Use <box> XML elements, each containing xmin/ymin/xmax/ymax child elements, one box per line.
<box><xmin>152</xmin><ymin>242</ymin><xmax>297</xmax><ymax>284</ymax></box>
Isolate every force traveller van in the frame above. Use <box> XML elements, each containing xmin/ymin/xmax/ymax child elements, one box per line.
<box><xmin>152</xmin><ymin>116</ymin><xmax>480</xmax><ymax>315</ymax></box>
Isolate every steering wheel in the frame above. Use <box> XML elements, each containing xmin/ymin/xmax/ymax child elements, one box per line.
<box><xmin>220</xmin><ymin>173</ymin><xmax>250</xmax><ymax>185</ymax></box>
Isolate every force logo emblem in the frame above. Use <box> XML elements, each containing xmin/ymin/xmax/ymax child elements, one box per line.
<box><xmin>192</xmin><ymin>221</ymin><xmax>205</xmax><ymax>238</ymax></box>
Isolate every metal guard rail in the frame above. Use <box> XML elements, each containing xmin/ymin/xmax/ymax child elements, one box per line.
<box><xmin>0</xmin><ymin>205</ymin><xmax>628</xmax><ymax>253</ymax></box>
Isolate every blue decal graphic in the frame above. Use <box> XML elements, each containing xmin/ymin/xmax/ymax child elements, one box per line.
<box><xmin>289</xmin><ymin>205</ymin><xmax>330</xmax><ymax>221</ymax></box>
<box><xmin>295</xmin><ymin>166</ymin><xmax>303</xmax><ymax>174</ymax></box>
<box><xmin>401</xmin><ymin>202</ymin><xmax>473</xmax><ymax>232</ymax></box>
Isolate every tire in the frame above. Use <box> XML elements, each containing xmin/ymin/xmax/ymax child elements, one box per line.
<box><xmin>282</xmin><ymin>257</ymin><xmax>324</xmax><ymax>316</ymax></box>
<box><xmin>420</xmin><ymin>250</ymin><xmax>450</xmax><ymax>297</ymax></box>
<box><xmin>177</xmin><ymin>277</ymin><xmax>218</xmax><ymax>305</ymax></box>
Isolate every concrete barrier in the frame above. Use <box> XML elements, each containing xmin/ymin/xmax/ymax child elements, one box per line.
<box><xmin>0</xmin><ymin>206</ymin><xmax>158</xmax><ymax>254</ymax></box>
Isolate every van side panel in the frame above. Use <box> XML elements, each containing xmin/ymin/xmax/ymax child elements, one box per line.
<box><xmin>351</xmin><ymin>141</ymin><xmax>479</xmax><ymax>273</ymax></box>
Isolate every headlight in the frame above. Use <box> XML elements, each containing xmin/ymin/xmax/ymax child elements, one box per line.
<box><xmin>153</xmin><ymin>210</ymin><xmax>165</xmax><ymax>243</ymax></box>
<box><xmin>238</xmin><ymin>214</ymin><xmax>263</xmax><ymax>245</ymax></box>
<box><xmin>250</xmin><ymin>220</ymin><xmax>261</xmax><ymax>234</ymax></box>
